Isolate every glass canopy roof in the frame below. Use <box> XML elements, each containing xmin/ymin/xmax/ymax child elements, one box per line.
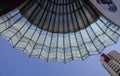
<box><xmin>20</xmin><ymin>0</ymin><xmax>99</xmax><ymax>33</ymax></box>
<box><xmin>0</xmin><ymin>0</ymin><xmax>120</xmax><ymax>63</ymax></box>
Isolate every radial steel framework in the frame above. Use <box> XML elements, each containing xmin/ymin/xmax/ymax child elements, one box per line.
<box><xmin>0</xmin><ymin>0</ymin><xmax>120</xmax><ymax>63</ymax></box>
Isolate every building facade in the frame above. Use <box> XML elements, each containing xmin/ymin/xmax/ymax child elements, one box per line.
<box><xmin>100</xmin><ymin>51</ymin><xmax>120</xmax><ymax>76</ymax></box>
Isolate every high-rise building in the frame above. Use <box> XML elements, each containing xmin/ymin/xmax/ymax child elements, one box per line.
<box><xmin>100</xmin><ymin>51</ymin><xmax>120</xmax><ymax>76</ymax></box>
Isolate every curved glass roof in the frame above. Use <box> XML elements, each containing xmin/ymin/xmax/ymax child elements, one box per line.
<box><xmin>0</xmin><ymin>0</ymin><xmax>120</xmax><ymax>63</ymax></box>
<box><xmin>20</xmin><ymin>0</ymin><xmax>99</xmax><ymax>33</ymax></box>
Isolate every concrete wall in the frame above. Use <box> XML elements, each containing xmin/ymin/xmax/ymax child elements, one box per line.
<box><xmin>90</xmin><ymin>0</ymin><xmax>120</xmax><ymax>26</ymax></box>
<box><xmin>100</xmin><ymin>57</ymin><xmax>119</xmax><ymax>76</ymax></box>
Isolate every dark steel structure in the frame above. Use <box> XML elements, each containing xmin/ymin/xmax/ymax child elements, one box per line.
<box><xmin>0</xmin><ymin>0</ymin><xmax>120</xmax><ymax>63</ymax></box>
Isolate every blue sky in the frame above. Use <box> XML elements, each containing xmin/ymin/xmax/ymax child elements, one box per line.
<box><xmin>0</xmin><ymin>37</ymin><xmax>120</xmax><ymax>76</ymax></box>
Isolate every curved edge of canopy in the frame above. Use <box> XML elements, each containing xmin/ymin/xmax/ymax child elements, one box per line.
<box><xmin>0</xmin><ymin>8</ymin><xmax>120</xmax><ymax>63</ymax></box>
<box><xmin>0</xmin><ymin>13</ymin><xmax>119</xmax><ymax>63</ymax></box>
<box><xmin>0</xmin><ymin>35</ymin><xmax>118</xmax><ymax>63</ymax></box>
